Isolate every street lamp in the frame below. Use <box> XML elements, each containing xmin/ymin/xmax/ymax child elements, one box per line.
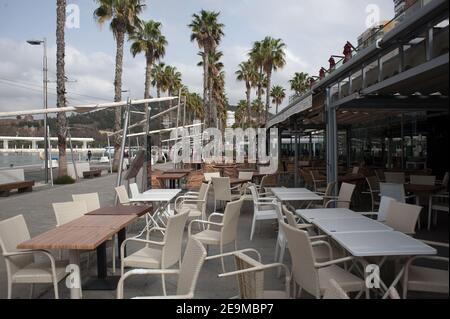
<box><xmin>27</xmin><ymin>38</ymin><xmax>49</xmax><ymax>184</ymax></box>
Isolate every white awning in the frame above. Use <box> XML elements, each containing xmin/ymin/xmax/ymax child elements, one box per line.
<box><xmin>266</xmin><ymin>92</ymin><xmax>313</xmax><ymax>128</ymax></box>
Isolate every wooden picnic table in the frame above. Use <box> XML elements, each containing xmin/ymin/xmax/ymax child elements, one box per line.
<box><xmin>156</xmin><ymin>172</ymin><xmax>188</xmax><ymax>189</ymax></box>
<box><xmin>86</xmin><ymin>205</ymin><xmax>152</xmax><ymax>217</ymax></box>
<box><xmin>18</xmin><ymin>214</ymin><xmax>138</xmax><ymax>299</ymax></box>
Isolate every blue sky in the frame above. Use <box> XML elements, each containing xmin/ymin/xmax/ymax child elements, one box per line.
<box><xmin>0</xmin><ymin>0</ymin><xmax>394</xmax><ymax>113</ymax></box>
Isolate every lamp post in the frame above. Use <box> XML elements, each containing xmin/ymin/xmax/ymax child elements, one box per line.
<box><xmin>27</xmin><ymin>38</ymin><xmax>49</xmax><ymax>184</ymax></box>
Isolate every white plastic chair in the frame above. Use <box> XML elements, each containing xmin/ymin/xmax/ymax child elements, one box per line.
<box><xmin>72</xmin><ymin>193</ymin><xmax>101</xmax><ymax>212</ymax></box>
<box><xmin>212</xmin><ymin>177</ymin><xmax>241</xmax><ymax>211</ymax></box>
<box><xmin>352</xmin><ymin>167</ymin><xmax>360</xmax><ymax>174</ymax></box>
<box><xmin>238</xmin><ymin>171</ymin><xmax>254</xmax><ymax>181</ymax></box>
<box><xmin>53</xmin><ymin>201</ymin><xmax>88</xmax><ymax>227</ymax></box>
<box><xmin>325</xmin><ymin>183</ymin><xmax>355</xmax><ymax>208</ymax></box>
<box><xmin>410</xmin><ymin>175</ymin><xmax>436</xmax><ymax>186</ymax></box>
<box><xmin>175</xmin><ymin>182</ymin><xmax>211</xmax><ymax>221</ymax></box>
<box><xmin>385</xmin><ymin>172</ymin><xmax>405</xmax><ymax>184</ymax></box>
<box><xmin>363</xmin><ymin>176</ymin><xmax>380</xmax><ymax>212</ymax></box>
<box><xmin>248</xmin><ymin>185</ymin><xmax>278</xmax><ymax>241</ymax></box>
<box><xmin>215</xmin><ymin>249</ymin><xmax>291</xmax><ymax>299</ymax></box>
<box><xmin>129</xmin><ymin>183</ymin><xmax>140</xmax><ymax>199</ymax></box>
<box><xmin>402</xmin><ymin>241</ymin><xmax>449</xmax><ymax>299</ymax></box>
<box><xmin>385</xmin><ymin>201</ymin><xmax>422</xmax><ymax>235</ymax></box>
<box><xmin>189</xmin><ymin>198</ymin><xmax>244</xmax><ymax>273</ymax></box>
<box><xmin>117</xmin><ymin>237</ymin><xmax>207</xmax><ymax>299</ymax></box>
<box><xmin>115</xmin><ymin>185</ymin><xmax>131</xmax><ymax>205</ymax></box>
<box><xmin>204</xmin><ymin>172</ymin><xmax>221</xmax><ymax>182</ymax></box>
<box><xmin>380</xmin><ymin>183</ymin><xmax>416</xmax><ymax>204</ymax></box>
<box><xmin>428</xmin><ymin>194</ymin><xmax>449</xmax><ymax>230</ymax></box>
<box><xmin>120</xmin><ymin>210</ymin><xmax>190</xmax><ymax>295</ymax></box>
<box><xmin>0</xmin><ymin>215</ymin><xmax>68</xmax><ymax>299</ymax></box>
<box><xmin>360</xmin><ymin>196</ymin><xmax>397</xmax><ymax>222</ymax></box>
<box><xmin>281</xmin><ymin>222</ymin><xmax>366</xmax><ymax>299</ymax></box>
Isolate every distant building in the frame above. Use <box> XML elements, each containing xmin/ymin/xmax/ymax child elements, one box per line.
<box><xmin>394</xmin><ymin>0</ymin><xmax>430</xmax><ymax>18</ymax></box>
<box><xmin>357</xmin><ymin>20</ymin><xmax>396</xmax><ymax>49</ymax></box>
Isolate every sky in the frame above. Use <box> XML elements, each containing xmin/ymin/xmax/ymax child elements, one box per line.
<box><xmin>0</xmin><ymin>0</ymin><xmax>395</xmax><ymax>114</ymax></box>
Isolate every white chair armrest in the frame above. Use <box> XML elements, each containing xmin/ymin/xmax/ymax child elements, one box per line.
<box><xmin>325</xmin><ymin>200</ymin><xmax>350</xmax><ymax>208</ymax></box>
<box><xmin>208</xmin><ymin>213</ymin><xmax>224</xmax><ymax>222</ymax></box>
<box><xmin>311</xmin><ymin>241</ymin><xmax>333</xmax><ymax>260</ymax></box>
<box><xmin>188</xmin><ymin>220</ymin><xmax>224</xmax><ymax>237</ymax></box>
<box><xmin>315</xmin><ymin>256</ymin><xmax>354</xmax><ymax>268</ymax></box>
<box><xmin>205</xmin><ymin>249</ymin><xmax>262</xmax><ymax>262</ymax></box>
<box><xmin>420</xmin><ymin>240</ymin><xmax>449</xmax><ymax>248</ymax></box>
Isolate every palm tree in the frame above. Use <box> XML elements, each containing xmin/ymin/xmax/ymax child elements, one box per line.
<box><xmin>270</xmin><ymin>85</ymin><xmax>286</xmax><ymax>114</ymax></box>
<box><xmin>236</xmin><ymin>61</ymin><xmax>257</xmax><ymax>122</ymax></box>
<box><xmin>251</xmin><ymin>99</ymin><xmax>264</xmax><ymax>126</ymax></box>
<box><xmin>129</xmin><ymin>19</ymin><xmax>166</xmax><ymax>189</ymax></box>
<box><xmin>235</xmin><ymin>100</ymin><xmax>249</xmax><ymax>128</ymax></box>
<box><xmin>94</xmin><ymin>0</ymin><xmax>145</xmax><ymax>170</ymax></box>
<box><xmin>251</xmin><ymin>37</ymin><xmax>286</xmax><ymax>124</ymax></box>
<box><xmin>164</xmin><ymin>65</ymin><xmax>182</xmax><ymax>96</ymax></box>
<box><xmin>289</xmin><ymin>72</ymin><xmax>310</xmax><ymax>96</ymax></box>
<box><xmin>188</xmin><ymin>10</ymin><xmax>224</xmax><ymax>128</ymax></box>
<box><xmin>56</xmin><ymin>0</ymin><xmax>68</xmax><ymax>178</ymax></box>
<box><xmin>249</xmin><ymin>41</ymin><xmax>265</xmax><ymax>103</ymax></box>
<box><xmin>151</xmin><ymin>62</ymin><xmax>166</xmax><ymax>98</ymax></box>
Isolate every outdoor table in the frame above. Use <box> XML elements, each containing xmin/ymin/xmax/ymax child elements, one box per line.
<box><xmin>130</xmin><ymin>189</ymin><xmax>181</xmax><ymax>230</ymax></box>
<box><xmin>296</xmin><ymin>208</ymin><xmax>358</xmax><ymax>223</ymax></box>
<box><xmin>202</xmin><ymin>178</ymin><xmax>251</xmax><ymax>186</ymax></box>
<box><xmin>156</xmin><ymin>172</ymin><xmax>188</xmax><ymax>189</ymax></box>
<box><xmin>86</xmin><ymin>205</ymin><xmax>152</xmax><ymax>258</ymax></box>
<box><xmin>330</xmin><ymin>230</ymin><xmax>436</xmax><ymax>298</ymax></box>
<box><xmin>17</xmin><ymin>214</ymin><xmax>138</xmax><ymax>299</ymax></box>
<box><xmin>270</xmin><ymin>187</ymin><xmax>312</xmax><ymax>194</ymax></box>
<box><xmin>271</xmin><ymin>188</ymin><xmax>323</xmax><ymax>209</ymax></box>
<box><xmin>311</xmin><ymin>217</ymin><xmax>393</xmax><ymax>235</ymax></box>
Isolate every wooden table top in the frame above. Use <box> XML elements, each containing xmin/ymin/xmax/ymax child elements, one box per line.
<box><xmin>339</xmin><ymin>174</ymin><xmax>366</xmax><ymax>183</ymax></box>
<box><xmin>18</xmin><ymin>215</ymin><xmax>137</xmax><ymax>251</ymax></box>
<box><xmin>156</xmin><ymin>173</ymin><xmax>188</xmax><ymax>180</ymax></box>
<box><xmin>202</xmin><ymin>178</ymin><xmax>251</xmax><ymax>186</ymax></box>
<box><xmin>86</xmin><ymin>205</ymin><xmax>152</xmax><ymax>217</ymax></box>
<box><xmin>163</xmin><ymin>169</ymin><xmax>192</xmax><ymax>174</ymax></box>
<box><xmin>405</xmin><ymin>184</ymin><xmax>444</xmax><ymax>194</ymax></box>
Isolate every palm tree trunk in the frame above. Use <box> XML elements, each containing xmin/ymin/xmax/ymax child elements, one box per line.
<box><xmin>265</xmin><ymin>69</ymin><xmax>272</xmax><ymax>125</ymax></box>
<box><xmin>143</xmin><ymin>54</ymin><xmax>153</xmax><ymax>189</ymax></box>
<box><xmin>112</xmin><ymin>29</ymin><xmax>125</xmax><ymax>171</ymax></box>
<box><xmin>56</xmin><ymin>0</ymin><xmax>67</xmax><ymax>178</ymax></box>
<box><xmin>202</xmin><ymin>50</ymin><xmax>210</xmax><ymax>128</ymax></box>
<box><xmin>276</xmin><ymin>103</ymin><xmax>279</xmax><ymax>114</ymax></box>
<box><xmin>246</xmin><ymin>83</ymin><xmax>251</xmax><ymax>124</ymax></box>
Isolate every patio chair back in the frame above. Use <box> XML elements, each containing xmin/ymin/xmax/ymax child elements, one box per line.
<box><xmin>212</xmin><ymin>177</ymin><xmax>232</xmax><ymax>201</ymax></box>
<box><xmin>221</xmin><ymin>199</ymin><xmax>244</xmax><ymax>245</ymax></box>
<box><xmin>0</xmin><ymin>215</ymin><xmax>33</xmax><ymax>275</ymax></box>
<box><xmin>204</xmin><ymin>172</ymin><xmax>221</xmax><ymax>182</ymax></box>
<box><xmin>366</xmin><ymin>176</ymin><xmax>379</xmax><ymax>193</ymax></box>
<box><xmin>380</xmin><ymin>183</ymin><xmax>407</xmax><ymax>203</ymax></box>
<box><xmin>239</xmin><ymin>171</ymin><xmax>254</xmax><ymax>180</ymax></box>
<box><xmin>352</xmin><ymin>167</ymin><xmax>360</xmax><ymax>174</ymax></box>
<box><xmin>129</xmin><ymin>183</ymin><xmax>140</xmax><ymax>198</ymax></box>
<box><xmin>281</xmin><ymin>222</ymin><xmax>319</xmax><ymax>297</ymax></box>
<box><xmin>323</xmin><ymin>279</ymin><xmax>350</xmax><ymax>299</ymax></box>
<box><xmin>197</xmin><ymin>182</ymin><xmax>211</xmax><ymax>211</ymax></box>
<box><xmin>234</xmin><ymin>251</ymin><xmax>265</xmax><ymax>299</ymax></box>
<box><xmin>161</xmin><ymin>210</ymin><xmax>190</xmax><ymax>269</ymax></box>
<box><xmin>53</xmin><ymin>201</ymin><xmax>88</xmax><ymax>227</ymax></box>
<box><xmin>72</xmin><ymin>193</ymin><xmax>100</xmax><ymax>212</ymax></box>
<box><xmin>115</xmin><ymin>185</ymin><xmax>130</xmax><ymax>204</ymax></box>
<box><xmin>442</xmin><ymin>172</ymin><xmax>449</xmax><ymax>188</ymax></box>
<box><xmin>385</xmin><ymin>172</ymin><xmax>405</xmax><ymax>184</ymax></box>
<box><xmin>282</xmin><ymin>205</ymin><xmax>298</xmax><ymax>228</ymax></box>
<box><xmin>410</xmin><ymin>175</ymin><xmax>436</xmax><ymax>186</ymax></box>
<box><xmin>337</xmin><ymin>183</ymin><xmax>356</xmax><ymax>208</ymax></box>
<box><xmin>248</xmin><ymin>184</ymin><xmax>260</xmax><ymax>208</ymax></box>
<box><xmin>377</xmin><ymin>196</ymin><xmax>397</xmax><ymax>222</ymax></box>
<box><xmin>176</xmin><ymin>237</ymin><xmax>207</xmax><ymax>296</ymax></box>
<box><xmin>385</xmin><ymin>201</ymin><xmax>422</xmax><ymax>235</ymax></box>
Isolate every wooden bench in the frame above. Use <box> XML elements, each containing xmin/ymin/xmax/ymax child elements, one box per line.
<box><xmin>0</xmin><ymin>180</ymin><xmax>35</xmax><ymax>197</ymax></box>
<box><xmin>83</xmin><ymin>169</ymin><xmax>102</xmax><ymax>179</ymax></box>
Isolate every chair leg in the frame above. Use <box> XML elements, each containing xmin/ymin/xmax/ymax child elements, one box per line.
<box><xmin>29</xmin><ymin>283</ymin><xmax>34</xmax><ymax>299</ymax></box>
<box><xmin>274</xmin><ymin>241</ymin><xmax>279</xmax><ymax>261</ymax></box>
<box><xmin>250</xmin><ymin>216</ymin><xmax>256</xmax><ymax>241</ymax></box>
<box><xmin>53</xmin><ymin>278</ymin><xmax>59</xmax><ymax>299</ymax></box>
<box><xmin>112</xmin><ymin>238</ymin><xmax>116</xmax><ymax>274</ymax></box>
<box><xmin>7</xmin><ymin>281</ymin><xmax>12</xmax><ymax>299</ymax></box>
<box><xmin>277</xmin><ymin>243</ymin><xmax>286</xmax><ymax>278</ymax></box>
<box><xmin>220</xmin><ymin>244</ymin><xmax>226</xmax><ymax>273</ymax></box>
<box><xmin>161</xmin><ymin>274</ymin><xmax>167</xmax><ymax>296</ymax></box>
<box><xmin>428</xmin><ymin>206</ymin><xmax>432</xmax><ymax>231</ymax></box>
